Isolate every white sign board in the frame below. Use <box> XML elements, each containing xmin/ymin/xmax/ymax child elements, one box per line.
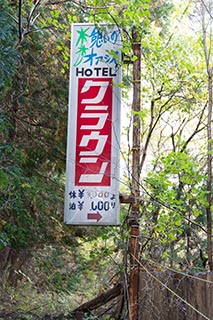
<box><xmin>64</xmin><ymin>23</ymin><xmax>122</xmax><ymax>225</ymax></box>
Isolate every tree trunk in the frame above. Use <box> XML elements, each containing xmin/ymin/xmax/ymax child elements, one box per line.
<box><xmin>206</xmin><ymin>71</ymin><xmax>213</xmax><ymax>271</ymax></box>
<box><xmin>201</xmin><ymin>1</ymin><xmax>213</xmax><ymax>272</ymax></box>
<box><xmin>70</xmin><ymin>283</ymin><xmax>123</xmax><ymax>317</ymax></box>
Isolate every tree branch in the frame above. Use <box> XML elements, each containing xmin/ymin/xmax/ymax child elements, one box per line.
<box><xmin>70</xmin><ymin>283</ymin><xmax>123</xmax><ymax>315</ymax></box>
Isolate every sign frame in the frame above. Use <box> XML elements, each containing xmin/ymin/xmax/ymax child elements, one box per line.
<box><xmin>64</xmin><ymin>23</ymin><xmax>122</xmax><ymax>225</ymax></box>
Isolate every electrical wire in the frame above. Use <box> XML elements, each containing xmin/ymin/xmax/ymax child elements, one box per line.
<box><xmin>142</xmin><ymin>256</ymin><xmax>213</xmax><ymax>285</ymax></box>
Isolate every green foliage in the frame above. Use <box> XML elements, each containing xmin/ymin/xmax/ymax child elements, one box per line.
<box><xmin>36</xmin><ymin>246</ymin><xmax>82</xmax><ymax>293</ymax></box>
<box><xmin>0</xmin><ymin>2</ymin><xmax>69</xmax><ymax>251</ymax></box>
<box><xmin>0</xmin><ymin>1</ymin><xmax>19</xmax><ymax>92</ymax></box>
<box><xmin>150</xmin><ymin>0</ymin><xmax>174</xmax><ymax>31</ymax></box>
<box><xmin>142</xmin><ymin>150</ymin><xmax>208</xmax><ymax>267</ymax></box>
<box><xmin>0</xmin><ymin>141</ymin><xmax>64</xmax><ymax>250</ymax></box>
<box><xmin>141</xmin><ymin>25</ymin><xmax>206</xmax><ymax>109</ymax></box>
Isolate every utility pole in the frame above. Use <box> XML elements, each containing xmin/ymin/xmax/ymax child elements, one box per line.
<box><xmin>129</xmin><ymin>27</ymin><xmax>141</xmax><ymax>320</ymax></box>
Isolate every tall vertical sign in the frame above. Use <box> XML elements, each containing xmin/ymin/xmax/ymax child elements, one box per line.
<box><xmin>64</xmin><ymin>24</ymin><xmax>122</xmax><ymax>225</ymax></box>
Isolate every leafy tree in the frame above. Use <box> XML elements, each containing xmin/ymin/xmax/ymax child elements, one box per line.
<box><xmin>1</xmin><ymin>0</ymin><xmax>69</xmax><ymax>276</ymax></box>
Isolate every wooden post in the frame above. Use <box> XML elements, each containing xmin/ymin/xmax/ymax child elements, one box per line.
<box><xmin>129</xmin><ymin>27</ymin><xmax>141</xmax><ymax>320</ymax></box>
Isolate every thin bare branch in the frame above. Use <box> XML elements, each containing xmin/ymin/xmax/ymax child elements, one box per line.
<box><xmin>180</xmin><ymin>102</ymin><xmax>207</xmax><ymax>152</ymax></box>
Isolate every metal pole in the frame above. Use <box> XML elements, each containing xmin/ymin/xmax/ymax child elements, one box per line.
<box><xmin>129</xmin><ymin>27</ymin><xmax>141</xmax><ymax>320</ymax></box>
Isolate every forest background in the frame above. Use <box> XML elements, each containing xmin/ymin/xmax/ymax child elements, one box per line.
<box><xmin>1</xmin><ymin>0</ymin><xmax>213</xmax><ymax>319</ymax></box>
